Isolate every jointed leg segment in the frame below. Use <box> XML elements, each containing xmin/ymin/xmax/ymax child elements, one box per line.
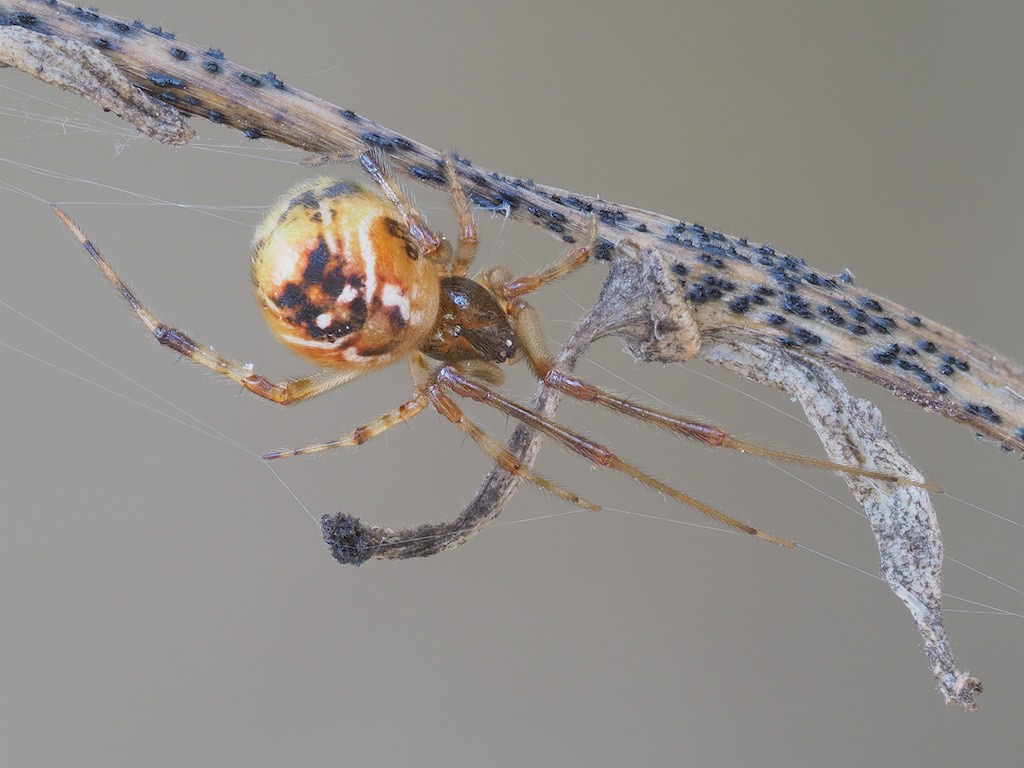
<box><xmin>356</xmin><ymin>151</ymin><xmax>449</xmax><ymax>261</ymax></box>
<box><xmin>442</xmin><ymin>153</ymin><xmax>479</xmax><ymax>278</ymax></box>
<box><xmin>433</xmin><ymin>366</ymin><xmax>796</xmax><ymax>547</ymax></box>
<box><xmin>426</xmin><ymin>381</ymin><xmax>600</xmax><ymax>511</ymax></box>
<box><xmin>258</xmin><ymin>352</ymin><xmax>599</xmax><ymax>511</ymax></box>
<box><xmin>261</xmin><ymin>393</ymin><xmax>430</xmax><ymax>460</ymax></box>
<box><xmin>491</xmin><ymin>218</ymin><xmax>598</xmax><ymax>299</ymax></box>
<box><xmin>53</xmin><ymin>206</ymin><xmax>356</xmax><ymax>406</ymax></box>
<box><xmin>307</xmin><ymin>150</ymin><xmax>479</xmax><ymax>274</ymax></box>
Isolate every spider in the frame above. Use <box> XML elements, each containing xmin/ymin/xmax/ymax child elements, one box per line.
<box><xmin>53</xmin><ymin>151</ymin><xmax>936</xmax><ymax>549</ymax></box>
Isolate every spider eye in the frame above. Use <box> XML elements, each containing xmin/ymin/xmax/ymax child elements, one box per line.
<box><xmin>251</xmin><ymin>178</ymin><xmax>440</xmax><ymax>369</ymax></box>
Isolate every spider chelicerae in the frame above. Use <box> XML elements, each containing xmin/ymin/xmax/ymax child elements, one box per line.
<box><xmin>53</xmin><ymin>151</ymin><xmax>935</xmax><ymax>549</ymax></box>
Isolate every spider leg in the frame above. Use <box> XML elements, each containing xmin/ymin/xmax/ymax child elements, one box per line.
<box><xmin>481</xmin><ymin>218</ymin><xmax>598</xmax><ymax>299</ymax></box>
<box><xmin>442</xmin><ymin>153</ymin><xmax>479</xmax><ymax>278</ymax></box>
<box><xmin>260</xmin><ymin>356</ymin><xmax>436</xmax><ymax>460</ymax></box>
<box><xmin>357</xmin><ymin>150</ymin><xmax>448</xmax><ymax>261</ymax></box>
<box><xmin>305</xmin><ymin>151</ymin><xmax>478</xmax><ymax>275</ymax></box>
<box><xmin>261</xmin><ymin>393</ymin><xmax>429</xmax><ymax>460</ymax></box>
<box><xmin>505</xmin><ymin>294</ymin><xmax>939</xmax><ymax>493</ymax></box>
<box><xmin>435</xmin><ymin>366</ymin><xmax>794</xmax><ymax>547</ymax></box>
<box><xmin>53</xmin><ymin>206</ymin><xmax>355</xmax><ymax>405</ymax></box>
<box><xmin>415</xmin><ymin>356</ymin><xmax>598</xmax><ymax>511</ymax></box>
<box><xmin>428</xmin><ymin>386</ymin><xmax>600</xmax><ymax>512</ymax></box>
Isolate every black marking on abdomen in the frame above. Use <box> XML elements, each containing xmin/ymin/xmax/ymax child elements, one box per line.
<box><xmin>302</xmin><ymin>238</ymin><xmax>331</xmax><ymax>283</ymax></box>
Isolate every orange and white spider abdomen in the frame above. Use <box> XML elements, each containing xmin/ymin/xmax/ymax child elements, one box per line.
<box><xmin>251</xmin><ymin>178</ymin><xmax>441</xmax><ymax>371</ymax></box>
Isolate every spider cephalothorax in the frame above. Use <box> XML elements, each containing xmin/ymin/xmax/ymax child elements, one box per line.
<box><xmin>54</xmin><ymin>151</ymin><xmax>936</xmax><ymax>551</ymax></box>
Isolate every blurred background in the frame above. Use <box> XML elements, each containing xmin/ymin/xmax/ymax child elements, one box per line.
<box><xmin>2</xmin><ymin>2</ymin><xmax>1022</xmax><ymax>765</ymax></box>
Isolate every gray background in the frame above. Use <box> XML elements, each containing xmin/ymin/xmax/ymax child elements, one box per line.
<box><xmin>2</xmin><ymin>2</ymin><xmax>1022</xmax><ymax>766</ymax></box>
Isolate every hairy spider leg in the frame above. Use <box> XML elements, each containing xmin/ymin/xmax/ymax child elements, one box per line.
<box><xmin>493</xmin><ymin>218</ymin><xmax>599</xmax><ymax>298</ymax></box>
<box><xmin>441</xmin><ymin>153</ymin><xmax>479</xmax><ymax>278</ymax></box>
<box><xmin>307</xmin><ymin>150</ymin><xmax>479</xmax><ymax>276</ymax></box>
<box><xmin>433</xmin><ymin>366</ymin><xmax>795</xmax><ymax>547</ymax></box>
<box><xmin>417</xmin><ymin>354</ymin><xmax>600</xmax><ymax>511</ymax></box>
<box><xmin>262</xmin><ymin>353</ymin><xmax>599</xmax><ymax>511</ymax></box>
<box><xmin>261</xmin><ymin>391</ymin><xmax>430</xmax><ymax>459</ymax></box>
<box><xmin>53</xmin><ymin>206</ymin><xmax>357</xmax><ymax>405</ymax></box>
<box><xmin>357</xmin><ymin>150</ymin><xmax>448</xmax><ymax>262</ymax></box>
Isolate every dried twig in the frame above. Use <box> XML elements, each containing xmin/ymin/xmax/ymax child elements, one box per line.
<box><xmin>0</xmin><ymin>25</ymin><xmax>193</xmax><ymax>144</ymax></box>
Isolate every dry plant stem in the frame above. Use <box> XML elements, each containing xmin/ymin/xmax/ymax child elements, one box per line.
<box><xmin>0</xmin><ymin>25</ymin><xmax>192</xmax><ymax>144</ymax></box>
<box><xmin>704</xmin><ymin>338</ymin><xmax>983</xmax><ymax>710</ymax></box>
<box><xmin>1</xmin><ymin>0</ymin><xmax>1010</xmax><ymax>709</ymax></box>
